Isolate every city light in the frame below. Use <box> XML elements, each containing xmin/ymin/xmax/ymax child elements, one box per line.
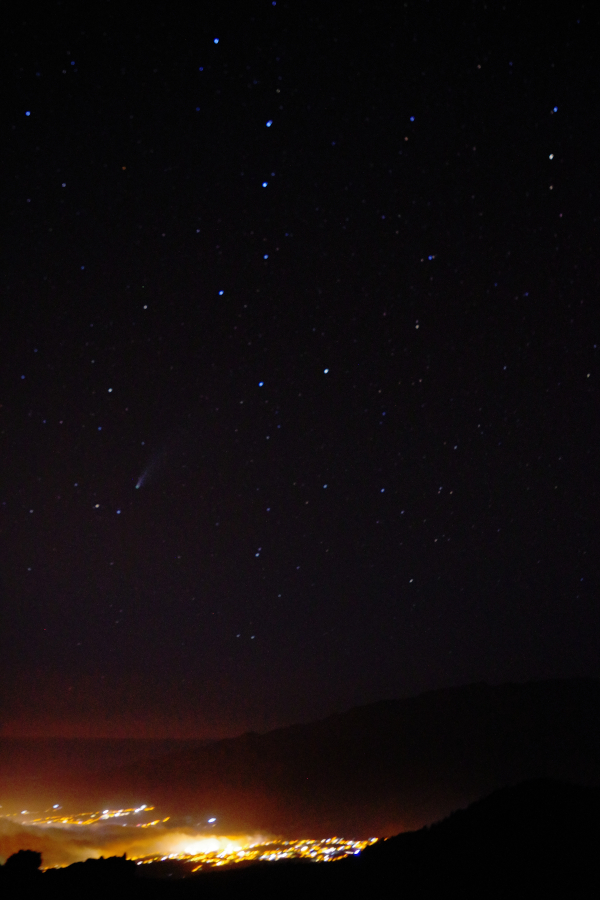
<box><xmin>3</xmin><ymin>805</ymin><xmax>377</xmax><ymax>871</ymax></box>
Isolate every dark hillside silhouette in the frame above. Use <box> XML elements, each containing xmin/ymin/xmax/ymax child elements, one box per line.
<box><xmin>3</xmin><ymin>780</ymin><xmax>599</xmax><ymax>899</ymax></box>
<box><xmin>355</xmin><ymin>779</ymin><xmax>600</xmax><ymax>898</ymax></box>
<box><xmin>94</xmin><ymin>678</ymin><xmax>600</xmax><ymax>835</ymax></box>
<box><xmin>44</xmin><ymin>853</ymin><xmax>136</xmax><ymax>886</ymax></box>
<box><xmin>2</xmin><ymin>848</ymin><xmax>42</xmax><ymax>877</ymax></box>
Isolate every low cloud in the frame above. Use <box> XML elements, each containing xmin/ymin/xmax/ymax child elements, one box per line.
<box><xmin>0</xmin><ymin>819</ymin><xmax>266</xmax><ymax>869</ymax></box>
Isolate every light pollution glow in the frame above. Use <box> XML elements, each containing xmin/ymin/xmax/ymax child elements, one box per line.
<box><xmin>0</xmin><ymin>806</ymin><xmax>376</xmax><ymax>870</ymax></box>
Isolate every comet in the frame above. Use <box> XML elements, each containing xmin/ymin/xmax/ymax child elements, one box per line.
<box><xmin>135</xmin><ymin>450</ymin><xmax>166</xmax><ymax>490</ymax></box>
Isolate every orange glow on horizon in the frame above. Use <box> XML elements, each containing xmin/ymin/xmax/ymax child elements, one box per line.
<box><xmin>1</xmin><ymin>804</ymin><xmax>377</xmax><ymax>870</ymax></box>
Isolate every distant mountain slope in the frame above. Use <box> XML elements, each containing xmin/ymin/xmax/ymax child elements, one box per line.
<box><xmin>95</xmin><ymin>678</ymin><xmax>600</xmax><ymax>835</ymax></box>
<box><xmin>0</xmin><ymin>739</ymin><xmax>207</xmax><ymax>812</ymax></box>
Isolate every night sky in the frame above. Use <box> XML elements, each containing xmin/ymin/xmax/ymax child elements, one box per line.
<box><xmin>2</xmin><ymin>1</ymin><xmax>600</xmax><ymax>739</ymax></box>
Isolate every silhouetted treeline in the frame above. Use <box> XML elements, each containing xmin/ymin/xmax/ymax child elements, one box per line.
<box><xmin>2</xmin><ymin>779</ymin><xmax>599</xmax><ymax>898</ymax></box>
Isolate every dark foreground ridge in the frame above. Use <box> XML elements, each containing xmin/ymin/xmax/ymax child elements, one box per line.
<box><xmin>2</xmin><ymin>780</ymin><xmax>599</xmax><ymax>899</ymax></box>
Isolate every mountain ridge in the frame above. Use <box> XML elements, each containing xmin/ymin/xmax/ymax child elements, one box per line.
<box><xmin>90</xmin><ymin>677</ymin><xmax>600</xmax><ymax>835</ymax></box>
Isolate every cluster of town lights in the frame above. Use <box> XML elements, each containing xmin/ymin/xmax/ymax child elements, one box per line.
<box><xmin>135</xmin><ymin>836</ymin><xmax>378</xmax><ymax>870</ymax></box>
<box><xmin>19</xmin><ymin>805</ymin><xmax>167</xmax><ymax>827</ymax></box>
<box><xmin>5</xmin><ymin>805</ymin><xmax>377</xmax><ymax>870</ymax></box>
